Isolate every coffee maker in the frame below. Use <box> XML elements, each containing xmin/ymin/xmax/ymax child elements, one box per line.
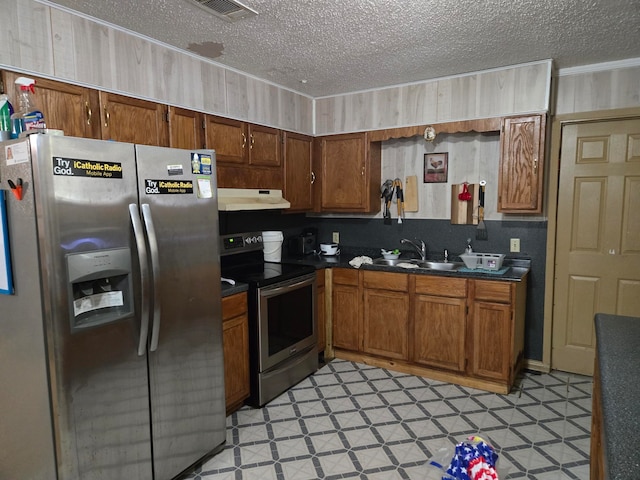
<box><xmin>288</xmin><ymin>227</ymin><xmax>318</xmax><ymax>255</ymax></box>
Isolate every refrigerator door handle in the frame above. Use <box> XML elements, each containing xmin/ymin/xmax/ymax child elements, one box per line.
<box><xmin>141</xmin><ymin>203</ymin><xmax>162</xmax><ymax>352</ymax></box>
<box><xmin>129</xmin><ymin>203</ymin><xmax>151</xmax><ymax>356</ymax></box>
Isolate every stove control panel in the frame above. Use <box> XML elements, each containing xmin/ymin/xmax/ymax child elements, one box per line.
<box><xmin>220</xmin><ymin>232</ymin><xmax>264</xmax><ymax>256</ymax></box>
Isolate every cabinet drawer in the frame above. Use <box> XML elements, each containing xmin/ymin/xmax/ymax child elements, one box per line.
<box><xmin>333</xmin><ymin>268</ymin><xmax>359</xmax><ymax>286</ymax></box>
<box><xmin>363</xmin><ymin>271</ymin><xmax>408</xmax><ymax>292</ymax></box>
<box><xmin>414</xmin><ymin>275</ymin><xmax>467</xmax><ymax>297</ymax></box>
<box><xmin>222</xmin><ymin>292</ymin><xmax>247</xmax><ymax>321</ymax></box>
<box><xmin>474</xmin><ymin>280</ymin><xmax>512</xmax><ymax>303</ymax></box>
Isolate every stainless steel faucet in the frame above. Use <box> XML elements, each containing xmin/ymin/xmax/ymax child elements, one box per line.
<box><xmin>401</xmin><ymin>238</ymin><xmax>427</xmax><ymax>261</ymax></box>
<box><xmin>444</xmin><ymin>249</ymin><xmax>449</xmax><ymax>262</ymax></box>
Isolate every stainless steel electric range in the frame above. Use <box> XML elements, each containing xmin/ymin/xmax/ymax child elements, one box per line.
<box><xmin>220</xmin><ymin>232</ymin><xmax>318</xmax><ymax>407</ymax></box>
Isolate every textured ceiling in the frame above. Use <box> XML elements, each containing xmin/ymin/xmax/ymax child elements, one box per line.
<box><xmin>42</xmin><ymin>0</ymin><xmax>640</xmax><ymax>97</ymax></box>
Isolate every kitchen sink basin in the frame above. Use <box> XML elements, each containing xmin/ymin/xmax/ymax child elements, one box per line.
<box><xmin>372</xmin><ymin>258</ymin><xmax>461</xmax><ymax>271</ymax></box>
<box><xmin>422</xmin><ymin>261</ymin><xmax>462</xmax><ymax>271</ymax></box>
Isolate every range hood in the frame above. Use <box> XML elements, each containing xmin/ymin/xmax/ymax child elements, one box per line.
<box><xmin>217</xmin><ymin>188</ymin><xmax>291</xmax><ymax>211</ymax></box>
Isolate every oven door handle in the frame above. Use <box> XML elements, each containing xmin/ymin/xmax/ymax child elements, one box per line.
<box><xmin>260</xmin><ymin>276</ymin><xmax>315</xmax><ymax>298</ymax></box>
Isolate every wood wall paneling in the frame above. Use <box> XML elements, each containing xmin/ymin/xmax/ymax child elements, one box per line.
<box><xmin>0</xmin><ymin>1</ymin><xmax>54</xmax><ymax>75</ymax></box>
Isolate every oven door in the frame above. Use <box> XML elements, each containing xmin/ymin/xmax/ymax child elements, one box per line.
<box><xmin>257</xmin><ymin>273</ymin><xmax>317</xmax><ymax>372</ymax></box>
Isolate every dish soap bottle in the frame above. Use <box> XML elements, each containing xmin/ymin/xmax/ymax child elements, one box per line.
<box><xmin>465</xmin><ymin>238</ymin><xmax>473</xmax><ymax>254</ymax></box>
<box><xmin>10</xmin><ymin>77</ymin><xmax>46</xmax><ymax>138</ymax></box>
<box><xmin>0</xmin><ymin>93</ymin><xmax>13</xmax><ymax>140</ymax></box>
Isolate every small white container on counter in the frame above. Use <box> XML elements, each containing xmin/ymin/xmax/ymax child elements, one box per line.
<box><xmin>262</xmin><ymin>231</ymin><xmax>284</xmax><ymax>262</ymax></box>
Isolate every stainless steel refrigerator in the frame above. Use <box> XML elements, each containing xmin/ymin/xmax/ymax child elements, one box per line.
<box><xmin>0</xmin><ymin>133</ymin><xmax>225</xmax><ymax>480</ymax></box>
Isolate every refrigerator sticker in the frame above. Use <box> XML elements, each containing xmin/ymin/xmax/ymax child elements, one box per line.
<box><xmin>145</xmin><ymin>179</ymin><xmax>194</xmax><ymax>194</ymax></box>
<box><xmin>167</xmin><ymin>164</ymin><xmax>183</xmax><ymax>176</ymax></box>
<box><xmin>199</xmin><ymin>154</ymin><xmax>212</xmax><ymax>175</ymax></box>
<box><xmin>191</xmin><ymin>153</ymin><xmax>201</xmax><ymax>174</ymax></box>
<box><xmin>197</xmin><ymin>178</ymin><xmax>213</xmax><ymax>198</ymax></box>
<box><xmin>52</xmin><ymin>157</ymin><xmax>123</xmax><ymax>178</ymax></box>
<box><xmin>73</xmin><ymin>291</ymin><xmax>124</xmax><ymax>317</ymax></box>
<box><xmin>4</xmin><ymin>141</ymin><xmax>29</xmax><ymax>165</ymax></box>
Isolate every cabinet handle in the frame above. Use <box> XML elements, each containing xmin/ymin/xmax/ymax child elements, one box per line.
<box><xmin>361</xmin><ymin>166</ymin><xmax>365</xmax><ymax>176</ymax></box>
<box><xmin>311</xmin><ymin>171</ymin><xmax>316</xmax><ymax>184</ymax></box>
<box><xmin>103</xmin><ymin>106</ymin><xmax>110</xmax><ymax>128</ymax></box>
<box><xmin>85</xmin><ymin>101</ymin><xmax>92</xmax><ymax>125</ymax></box>
<box><xmin>242</xmin><ymin>133</ymin><xmax>246</xmax><ymax>149</ymax></box>
<box><xmin>533</xmin><ymin>157</ymin><xmax>538</xmax><ymax>174</ymax></box>
<box><xmin>250</xmin><ymin>134</ymin><xmax>255</xmax><ymax>149</ymax></box>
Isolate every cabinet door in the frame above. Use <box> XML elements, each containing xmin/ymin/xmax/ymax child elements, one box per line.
<box><xmin>316</xmin><ymin>269</ymin><xmax>326</xmax><ymax>353</ymax></box>
<box><xmin>2</xmin><ymin>71</ymin><xmax>100</xmax><ymax>139</ymax></box>
<box><xmin>99</xmin><ymin>92</ymin><xmax>169</xmax><ymax>146</ymax></box>
<box><xmin>332</xmin><ymin>269</ymin><xmax>361</xmax><ymax>351</ymax></box>
<box><xmin>284</xmin><ymin>131</ymin><xmax>314</xmax><ymax>211</ymax></box>
<box><xmin>320</xmin><ymin>132</ymin><xmax>381</xmax><ymax>212</ymax></box>
<box><xmin>413</xmin><ymin>294</ymin><xmax>467</xmax><ymax>372</ymax></box>
<box><xmin>469</xmin><ymin>300</ymin><xmax>511</xmax><ymax>381</ymax></box>
<box><xmin>498</xmin><ymin>114</ymin><xmax>545</xmax><ymax>213</ymax></box>
<box><xmin>248</xmin><ymin>124</ymin><xmax>281</xmax><ymax>167</ymax></box>
<box><xmin>205</xmin><ymin>115</ymin><xmax>247</xmax><ymax>164</ymax></box>
<box><xmin>222</xmin><ymin>293</ymin><xmax>250</xmax><ymax>413</ymax></box>
<box><xmin>363</xmin><ymin>287</ymin><xmax>409</xmax><ymax>360</ymax></box>
<box><xmin>169</xmin><ymin>106</ymin><xmax>204</xmax><ymax>149</ymax></box>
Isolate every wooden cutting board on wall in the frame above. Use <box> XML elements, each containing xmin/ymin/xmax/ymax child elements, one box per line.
<box><xmin>451</xmin><ymin>183</ymin><xmax>479</xmax><ymax>224</ymax></box>
<box><xmin>404</xmin><ymin>175</ymin><xmax>418</xmax><ymax>212</ymax></box>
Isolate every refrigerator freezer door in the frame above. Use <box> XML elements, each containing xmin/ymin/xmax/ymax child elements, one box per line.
<box><xmin>135</xmin><ymin>145</ymin><xmax>225</xmax><ymax>479</ymax></box>
<box><xmin>0</xmin><ymin>140</ymin><xmax>57</xmax><ymax>480</ymax></box>
<box><xmin>31</xmin><ymin>135</ymin><xmax>154</xmax><ymax>480</ymax></box>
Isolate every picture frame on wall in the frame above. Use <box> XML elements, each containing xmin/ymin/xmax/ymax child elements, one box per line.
<box><xmin>424</xmin><ymin>152</ymin><xmax>448</xmax><ymax>183</ymax></box>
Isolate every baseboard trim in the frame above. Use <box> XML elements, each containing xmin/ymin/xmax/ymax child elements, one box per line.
<box><xmin>523</xmin><ymin>359</ymin><xmax>551</xmax><ymax>373</ymax></box>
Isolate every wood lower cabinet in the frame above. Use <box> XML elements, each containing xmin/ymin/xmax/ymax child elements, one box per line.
<box><xmin>412</xmin><ymin>276</ymin><xmax>467</xmax><ymax>372</ymax></box>
<box><xmin>331</xmin><ymin>268</ymin><xmax>361</xmax><ymax>351</ymax></box>
<box><xmin>330</xmin><ymin>269</ymin><xmax>527</xmax><ymax>394</ymax></box>
<box><xmin>316</xmin><ymin>269</ymin><xmax>326</xmax><ymax>353</ymax></box>
<box><xmin>469</xmin><ymin>278</ymin><xmax>527</xmax><ymax>386</ymax></box>
<box><xmin>362</xmin><ymin>270</ymin><xmax>409</xmax><ymax>360</ymax></box>
<box><xmin>498</xmin><ymin>114</ymin><xmax>545</xmax><ymax>213</ymax></box>
<box><xmin>222</xmin><ymin>292</ymin><xmax>250</xmax><ymax>415</ymax></box>
<box><xmin>318</xmin><ymin>132</ymin><xmax>381</xmax><ymax>213</ymax></box>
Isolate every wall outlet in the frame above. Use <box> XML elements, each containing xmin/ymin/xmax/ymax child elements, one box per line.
<box><xmin>510</xmin><ymin>238</ymin><xmax>520</xmax><ymax>253</ymax></box>
<box><xmin>332</xmin><ymin>231</ymin><xmax>340</xmax><ymax>243</ymax></box>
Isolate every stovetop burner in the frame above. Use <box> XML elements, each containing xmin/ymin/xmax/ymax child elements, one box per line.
<box><xmin>220</xmin><ymin>232</ymin><xmax>315</xmax><ymax>287</ymax></box>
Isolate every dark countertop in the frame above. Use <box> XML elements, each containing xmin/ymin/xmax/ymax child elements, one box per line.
<box><xmin>281</xmin><ymin>247</ymin><xmax>529</xmax><ymax>282</ymax></box>
<box><xmin>595</xmin><ymin>313</ymin><xmax>640</xmax><ymax>480</ymax></box>
<box><xmin>221</xmin><ymin>281</ymin><xmax>248</xmax><ymax>297</ymax></box>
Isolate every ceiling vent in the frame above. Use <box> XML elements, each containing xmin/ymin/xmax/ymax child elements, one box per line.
<box><xmin>188</xmin><ymin>0</ymin><xmax>258</xmax><ymax>22</ymax></box>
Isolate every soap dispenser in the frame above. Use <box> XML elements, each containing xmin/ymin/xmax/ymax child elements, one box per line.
<box><xmin>465</xmin><ymin>238</ymin><xmax>473</xmax><ymax>254</ymax></box>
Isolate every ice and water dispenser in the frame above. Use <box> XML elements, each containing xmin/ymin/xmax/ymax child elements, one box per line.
<box><xmin>66</xmin><ymin>248</ymin><xmax>134</xmax><ymax>332</ymax></box>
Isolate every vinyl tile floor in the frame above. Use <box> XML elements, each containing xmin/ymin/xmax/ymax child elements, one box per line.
<box><xmin>181</xmin><ymin>359</ymin><xmax>592</xmax><ymax>480</ymax></box>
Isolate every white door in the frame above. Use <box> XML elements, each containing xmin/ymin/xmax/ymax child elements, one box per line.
<box><xmin>552</xmin><ymin>118</ymin><xmax>640</xmax><ymax>375</ymax></box>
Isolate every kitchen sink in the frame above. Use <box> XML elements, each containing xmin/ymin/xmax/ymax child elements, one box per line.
<box><xmin>372</xmin><ymin>258</ymin><xmax>462</xmax><ymax>271</ymax></box>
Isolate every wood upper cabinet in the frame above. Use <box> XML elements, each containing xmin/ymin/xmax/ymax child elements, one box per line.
<box><xmin>498</xmin><ymin>114</ymin><xmax>546</xmax><ymax>213</ymax></box>
<box><xmin>283</xmin><ymin>131</ymin><xmax>314</xmax><ymax>211</ymax></box>
<box><xmin>412</xmin><ymin>276</ymin><xmax>468</xmax><ymax>372</ymax></box>
<box><xmin>169</xmin><ymin>106</ymin><xmax>204</xmax><ymax>149</ymax></box>
<box><xmin>332</xmin><ymin>268</ymin><xmax>361</xmax><ymax>351</ymax></box>
<box><xmin>205</xmin><ymin>115</ymin><xmax>283</xmax><ymax>189</ymax></box>
<box><xmin>99</xmin><ymin>91</ymin><xmax>169</xmax><ymax>146</ymax></box>
<box><xmin>1</xmin><ymin>71</ymin><xmax>101</xmax><ymax>139</ymax></box>
<box><xmin>318</xmin><ymin>132</ymin><xmax>381</xmax><ymax>213</ymax></box>
<box><xmin>222</xmin><ymin>292</ymin><xmax>250</xmax><ymax>415</ymax></box>
<box><xmin>468</xmin><ymin>279</ymin><xmax>526</xmax><ymax>384</ymax></box>
<box><xmin>362</xmin><ymin>271</ymin><xmax>409</xmax><ymax>360</ymax></box>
